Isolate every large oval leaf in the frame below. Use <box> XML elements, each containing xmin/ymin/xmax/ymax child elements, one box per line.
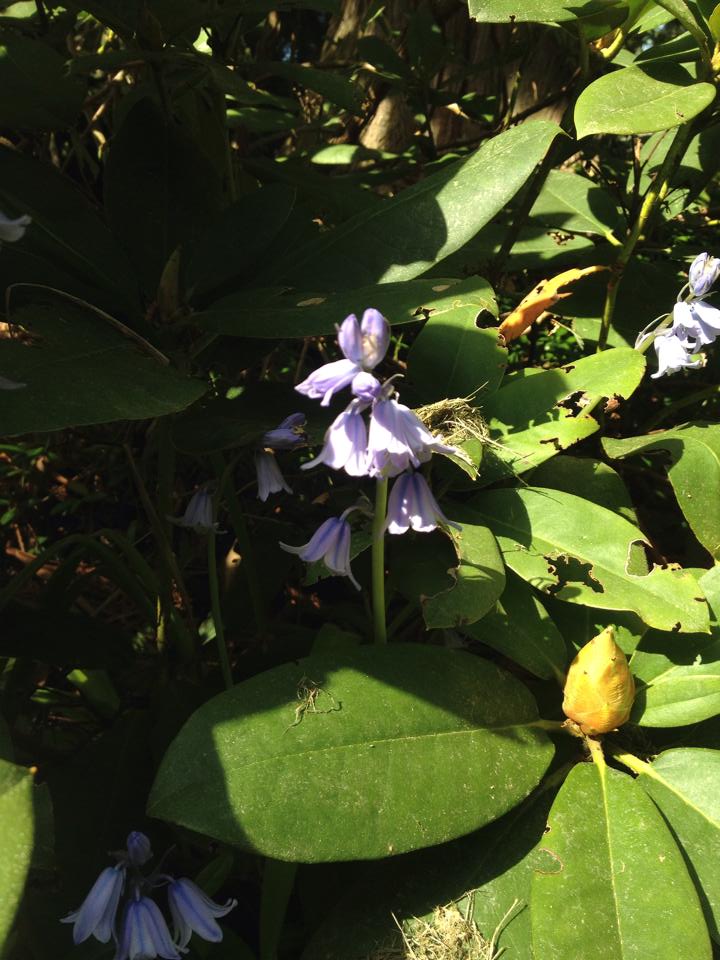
<box><xmin>468</xmin><ymin>487</ymin><xmax>710</xmax><ymax>633</ymax></box>
<box><xmin>148</xmin><ymin>646</ymin><xmax>553</xmax><ymax>862</ymax></box>
<box><xmin>575</xmin><ymin>64</ymin><xmax>716</xmax><ymax>138</ymax></box>
<box><xmin>276</xmin><ymin>121</ymin><xmax>560</xmax><ymax>289</ymax></box>
<box><xmin>638</xmin><ymin>748</ymin><xmax>720</xmax><ymax>941</ymax></box>
<box><xmin>532</xmin><ymin>762</ymin><xmax>712</xmax><ymax>960</ymax></box>
<box><xmin>469</xmin><ymin>0</ymin><xmax>624</xmax><ymax>22</ymax></box>
<box><xmin>604</xmin><ymin>424</ymin><xmax>720</xmax><ymax>559</ymax></box>
<box><xmin>0</xmin><ymin>759</ymin><xmax>34</xmax><ymax>953</ymax></box>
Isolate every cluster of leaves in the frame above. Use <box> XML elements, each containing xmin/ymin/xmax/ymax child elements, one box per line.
<box><xmin>2</xmin><ymin>0</ymin><xmax>720</xmax><ymax>958</ymax></box>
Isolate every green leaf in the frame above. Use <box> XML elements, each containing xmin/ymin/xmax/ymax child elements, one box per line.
<box><xmin>630</xmin><ymin>565</ymin><xmax>720</xmax><ymax>726</ymax></box>
<box><xmin>477</xmin><ymin>348</ymin><xmax>646</xmax><ymax>482</ymax></box>
<box><xmin>0</xmin><ymin>146</ymin><xmax>140</xmax><ymax>315</ymax></box>
<box><xmin>633</xmin><ymin>125</ymin><xmax>720</xmax><ymax>219</ymax></box>
<box><xmin>0</xmin><ymin>759</ymin><xmax>34</xmax><ymax>953</ymax></box>
<box><xmin>104</xmin><ymin>98</ymin><xmax>224</xmax><ymax>296</ymax></box>
<box><xmin>302</xmin><ymin>778</ymin><xmax>560</xmax><ymax>960</ymax></box>
<box><xmin>604</xmin><ymin>423</ymin><xmax>720</xmax><ymax>559</ymax></box>
<box><xmin>0</xmin><ymin>32</ymin><xmax>86</xmax><ymax>130</ymax></box>
<box><xmin>709</xmin><ymin>3</ymin><xmax>720</xmax><ymax>40</ymax></box>
<box><xmin>574</xmin><ymin>64</ymin><xmax>716</xmax><ymax>138</ymax></box>
<box><xmin>463</xmin><ymin>571</ymin><xmax>567</xmax><ymax>680</ymax></box>
<box><xmin>638</xmin><ymin>748</ymin><xmax>720</xmax><ymax>941</ymax></box>
<box><xmin>253</xmin><ymin>61</ymin><xmax>361</xmax><ymax>112</ymax></box>
<box><xmin>530</xmin><ymin>169</ymin><xmax>623</xmax><ymax>239</ymax></box>
<box><xmin>198</xmin><ymin>275</ymin><xmax>496</xmax><ymax>339</ymax></box>
<box><xmin>407</xmin><ymin>299</ymin><xmax>506</xmax><ymax>402</ymax></box>
<box><xmin>530</xmin><ymin>455</ymin><xmax>637</xmax><ymax>524</ymax></box>
<box><xmin>531</xmin><ymin>762</ymin><xmax>712</xmax><ymax>960</ymax></box>
<box><xmin>467</xmin><ymin>487</ymin><xmax>710</xmax><ymax>633</ymax></box>
<box><xmin>148</xmin><ymin>645</ymin><xmax>553</xmax><ymax>861</ymax></box>
<box><xmin>469</xmin><ymin>0</ymin><xmax>625</xmax><ymax>22</ymax></box>
<box><xmin>422</xmin><ymin>520</ymin><xmax>506</xmax><ymax>629</ymax></box>
<box><xmin>0</xmin><ymin>292</ymin><xmax>206</xmax><ymax>435</ymax></box>
<box><xmin>277</xmin><ymin>121</ymin><xmax>561</xmax><ymax>288</ymax></box>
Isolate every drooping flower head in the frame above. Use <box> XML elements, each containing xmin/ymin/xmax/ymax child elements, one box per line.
<box><xmin>168</xmin><ymin>488</ymin><xmax>218</xmax><ymax>534</ymax></box>
<box><xmin>280</xmin><ymin>513</ymin><xmax>360</xmax><ymax>589</ymax></box>
<box><xmin>386</xmin><ymin>471</ymin><xmax>461</xmax><ymax>535</ymax></box>
<box><xmin>62</xmin><ymin>865</ymin><xmax>126</xmax><ymax>945</ymax></box>
<box><xmin>0</xmin><ymin>209</ymin><xmax>31</xmax><ymax>244</ymax></box>
<box><xmin>671</xmin><ymin>299</ymin><xmax>720</xmax><ymax>351</ymax></box>
<box><xmin>261</xmin><ymin>412</ymin><xmax>307</xmax><ymax>450</ymax></box>
<box><xmin>688</xmin><ymin>252</ymin><xmax>720</xmax><ymax>299</ymax></box>
<box><xmin>652</xmin><ymin>329</ymin><xmax>703</xmax><ymax>379</ymax></box>
<box><xmin>255</xmin><ymin>450</ymin><xmax>293</xmax><ymax>501</ymax></box>
<box><xmin>167</xmin><ymin>878</ymin><xmax>237</xmax><ymax>951</ymax></box>
<box><xmin>296</xmin><ymin>310</ymin><xmax>390</xmax><ymax>406</ymax></box>
<box><xmin>366</xmin><ymin>394</ymin><xmax>456</xmax><ymax>478</ymax></box>
<box><xmin>115</xmin><ymin>893</ymin><xmax>180</xmax><ymax>960</ymax></box>
<box><xmin>301</xmin><ymin>400</ymin><xmax>368</xmax><ymax>476</ymax></box>
<box><xmin>0</xmin><ymin>374</ymin><xmax>25</xmax><ymax>390</ymax></box>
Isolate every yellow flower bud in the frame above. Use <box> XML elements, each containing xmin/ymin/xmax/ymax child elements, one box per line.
<box><xmin>562</xmin><ymin>626</ymin><xmax>635</xmax><ymax>735</ymax></box>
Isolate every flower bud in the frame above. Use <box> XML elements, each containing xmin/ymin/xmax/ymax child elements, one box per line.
<box><xmin>562</xmin><ymin>627</ymin><xmax>635</xmax><ymax>735</ymax></box>
<box><xmin>688</xmin><ymin>252</ymin><xmax>720</xmax><ymax>298</ymax></box>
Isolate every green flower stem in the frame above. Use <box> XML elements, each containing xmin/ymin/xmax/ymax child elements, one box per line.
<box><xmin>207</xmin><ymin>527</ymin><xmax>233</xmax><ymax>690</ymax></box>
<box><xmin>372</xmin><ymin>478</ymin><xmax>389</xmax><ymax>645</ymax></box>
<box><xmin>211</xmin><ymin>452</ymin><xmax>268</xmax><ymax>636</ymax></box>
<box><xmin>606</xmin><ymin>744</ymin><xmax>654</xmax><ymax>777</ymax></box>
<box><xmin>597</xmin><ymin>120</ymin><xmax>696</xmax><ymax>351</ymax></box>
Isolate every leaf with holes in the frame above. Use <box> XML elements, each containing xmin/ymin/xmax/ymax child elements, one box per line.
<box><xmin>467</xmin><ymin>487</ymin><xmax>710</xmax><ymax>633</ymax></box>
<box><xmin>532</xmin><ymin>762</ymin><xmax>711</xmax><ymax>960</ymax></box>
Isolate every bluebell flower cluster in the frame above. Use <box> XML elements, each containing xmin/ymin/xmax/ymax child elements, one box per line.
<box><xmin>642</xmin><ymin>252</ymin><xmax>720</xmax><ymax>378</ymax></box>
<box><xmin>282</xmin><ymin>309</ymin><xmax>460</xmax><ymax>587</ymax></box>
<box><xmin>61</xmin><ymin>831</ymin><xmax>236</xmax><ymax>959</ymax></box>
<box><xmin>168</xmin><ymin>488</ymin><xmax>219</xmax><ymax>534</ymax></box>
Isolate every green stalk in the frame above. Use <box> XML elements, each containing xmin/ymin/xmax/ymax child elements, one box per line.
<box><xmin>371</xmin><ymin>478</ymin><xmax>389</xmax><ymax>645</ymax></box>
<box><xmin>597</xmin><ymin>121</ymin><xmax>696</xmax><ymax>351</ymax></box>
<box><xmin>207</xmin><ymin>527</ymin><xmax>233</xmax><ymax>690</ymax></box>
<box><xmin>211</xmin><ymin>452</ymin><xmax>268</xmax><ymax>636</ymax></box>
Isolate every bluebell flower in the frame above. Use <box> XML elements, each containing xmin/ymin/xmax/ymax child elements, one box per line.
<box><xmin>168</xmin><ymin>488</ymin><xmax>218</xmax><ymax>534</ymax></box>
<box><xmin>167</xmin><ymin>878</ymin><xmax>237</xmax><ymax>950</ymax></box>
<box><xmin>302</xmin><ymin>400</ymin><xmax>368</xmax><ymax>476</ymax></box>
<box><xmin>671</xmin><ymin>300</ymin><xmax>720</xmax><ymax>350</ymax></box>
<box><xmin>61</xmin><ymin>864</ymin><xmax>126</xmax><ymax>945</ymax></box>
<box><xmin>126</xmin><ymin>832</ymin><xmax>152</xmax><ymax>867</ymax></box>
<box><xmin>386</xmin><ymin>472</ymin><xmax>460</xmax><ymax>535</ymax></box>
<box><xmin>255</xmin><ymin>450</ymin><xmax>292</xmax><ymax>501</ymax></box>
<box><xmin>688</xmin><ymin>252</ymin><xmax>720</xmax><ymax>298</ymax></box>
<box><xmin>261</xmin><ymin>413</ymin><xmax>307</xmax><ymax>450</ymax></box>
<box><xmin>296</xmin><ymin>310</ymin><xmax>390</xmax><ymax>406</ymax></box>
<box><xmin>281</xmin><ymin>515</ymin><xmax>360</xmax><ymax>589</ymax></box>
<box><xmin>366</xmin><ymin>397</ymin><xmax>456</xmax><ymax>478</ymax></box>
<box><xmin>115</xmin><ymin>893</ymin><xmax>180</xmax><ymax>960</ymax></box>
<box><xmin>652</xmin><ymin>330</ymin><xmax>703</xmax><ymax>379</ymax></box>
<box><xmin>0</xmin><ymin>209</ymin><xmax>30</xmax><ymax>243</ymax></box>
<box><xmin>350</xmin><ymin>371</ymin><xmax>382</xmax><ymax>403</ymax></box>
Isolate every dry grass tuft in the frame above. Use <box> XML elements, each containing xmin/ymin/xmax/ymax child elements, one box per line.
<box><xmin>365</xmin><ymin>895</ymin><xmax>522</xmax><ymax>960</ymax></box>
<box><xmin>415</xmin><ymin>398</ymin><xmax>490</xmax><ymax>450</ymax></box>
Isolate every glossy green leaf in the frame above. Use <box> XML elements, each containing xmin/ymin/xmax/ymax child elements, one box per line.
<box><xmin>633</xmin><ymin>125</ymin><xmax>720</xmax><ymax>219</ymax></box>
<box><xmin>638</xmin><ymin>748</ymin><xmax>720</xmax><ymax>941</ymax></box>
<box><xmin>532</xmin><ymin>762</ymin><xmax>711</xmax><ymax>960</ymax></box>
<box><xmin>0</xmin><ymin>292</ymin><xmax>206</xmax><ymax>436</ymax></box>
<box><xmin>574</xmin><ymin>64</ymin><xmax>715</xmax><ymax>138</ymax></box>
<box><xmin>463</xmin><ymin>571</ymin><xmax>567</xmax><ymax>680</ymax></box>
<box><xmin>104</xmin><ymin>98</ymin><xmax>224</xmax><ymax>295</ymax></box>
<box><xmin>630</xmin><ymin>566</ymin><xmax>720</xmax><ymax>726</ymax></box>
<box><xmin>468</xmin><ymin>487</ymin><xmax>710</xmax><ymax>633</ymax></box>
<box><xmin>469</xmin><ymin>0</ymin><xmax>625</xmax><ymax>22</ymax></box>
<box><xmin>422</xmin><ymin>519</ymin><xmax>506</xmax><ymax>629</ymax></box>
<box><xmin>0</xmin><ymin>759</ymin><xmax>34</xmax><ymax>953</ymax></box>
<box><xmin>530</xmin><ymin>169</ymin><xmax>623</xmax><ymax>239</ymax></box>
<box><xmin>604</xmin><ymin>423</ymin><xmax>720</xmax><ymax>559</ymax></box>
<box><xmin>0</xmin><ymin>32</ymin><xmax>86</xmax><ymax>130</ymax></box>
<box><xmin>407</xmin><ymin>301</ymin><xmax>506</xmax><ymax>402</ymax></box>
<box><xmin>278</xmin><ymin>121</ymin><xmax>560</xmax><ymax>289</ymax></box>
<box><xmin>198</xmin><ymin>276</ymin><xmax>497</xmax><ymax>339</ymax></box>
<box><xmin>531</xmin><ymin>455</ymin><xmax>637</xmax><ymax>523</ymax></box>
<box><xmin>0</xmin><ymin>147</ymin><xmax>140</xmax><ymax>314</ymax></box>
<box><xmin>148</xmin><ymin>645</ymin><xmax>553</xmax><ymax>862</ymax></box>
<box><xmin>302</xmin><ymin>778</ymin><xmax>560</xmax><ymax>960</ymax></box>
<box><xmin>477</xmin><ymin>349</ymin><xmax>646</xmax><ymax>483</ymax></box>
